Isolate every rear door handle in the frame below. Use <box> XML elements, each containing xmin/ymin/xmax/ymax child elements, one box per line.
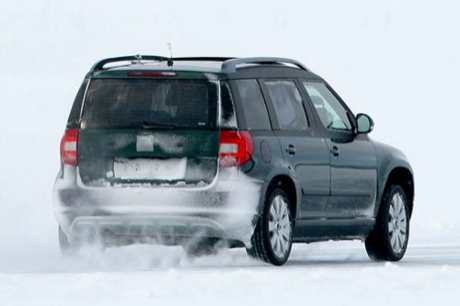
<box><xmin>331</xmin><ymin>146</ymin><xmax>340</xmax><ymax>157</ymax></box>
<box><xmin>286</xmin><ymin>145</ymin><xmax>296</xmax><ymax>156</ymax></box>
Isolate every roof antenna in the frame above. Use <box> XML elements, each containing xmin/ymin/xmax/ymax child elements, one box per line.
<box><xmin>134</xmin><ymin>54</ymin><xmax>142</xmax><ymax>64</ymax></box>
<box><xmin>167</xmin><ymin>42</ymin><xmax>174</xmax><ymax>67</ymax></box>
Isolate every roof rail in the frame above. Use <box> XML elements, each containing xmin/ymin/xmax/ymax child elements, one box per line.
<box><xmin>88</xmin><ymin>55</ymin><xmax>310</xmax><ymax>75</ymax></box>
<box><xmin>221</xmin><ymin>57</ymin><xmax>310</xmax><ymax>73</ymax></box>
<box><xmin>89</xmin><ymin>55</ymin><xmax>169</xmax><ymax>73</ymax></box>
<box><xmin>172</xmin><ymin>57</ymin><xmax>235</xmax><ymax>62</ymax></box>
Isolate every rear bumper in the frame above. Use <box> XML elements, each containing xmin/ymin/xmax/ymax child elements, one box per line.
<box><xmin>53</xmin><ymin>165</ymin><xmax>262</xmax><ymax>246</ymax></box>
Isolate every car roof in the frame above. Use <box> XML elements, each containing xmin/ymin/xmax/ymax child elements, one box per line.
<box><xmin>88</xmin><ymin>55</ymin><xmax>323</xmax><ymax>80</ymax></box>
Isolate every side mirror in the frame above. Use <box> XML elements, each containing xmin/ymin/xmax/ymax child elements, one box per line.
<box><xmin>356</xmin><ymin>113</ymin><xmax>374</xmax><ymax>134</ymax></box>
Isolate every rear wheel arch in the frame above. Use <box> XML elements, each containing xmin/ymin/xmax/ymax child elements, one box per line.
<box><xmin>264</xmin><ymin>175</ymin><xmax>298</xmax><ymax>221</ymax></box>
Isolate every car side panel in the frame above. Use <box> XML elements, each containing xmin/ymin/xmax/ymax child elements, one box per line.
<box><xmin>371</xmin><ymin>140</ymin><xmax>414</xmax><ymax>218</ymax></box>
<box><xmin>326</xmin><ymin>135</ymin><xmax>378</xmax><ymax>219</ymax></box>
<box><xmin>275</xmin><ymin>132</ymin><xmax>330</xmax><ymax>219</ymax></box>
<box><xmin>239</xmin><ymin>130</ymin><xmax>287</xmax><ymax>213</ymax></box>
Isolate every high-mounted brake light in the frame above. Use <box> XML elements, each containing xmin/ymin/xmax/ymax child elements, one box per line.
<box><xmin>60</xmin><ymin>128</ymin><xmax>79</xmax><ymax>165</ymax></box>
<box><xmin>219</xmin><ymin>130</ymin><xmax>254</xmax><ymax>167</ymax></box>
<box><xmin>128</xmin><ymin>72</ymin><xmax>178</xmax><ymax>77</ymax></box>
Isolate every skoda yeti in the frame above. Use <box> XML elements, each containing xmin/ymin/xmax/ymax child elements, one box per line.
<box><xmin>53</xmin><ymin>55</ymin><xmax>414</xmax><ymax>265</ymax></box>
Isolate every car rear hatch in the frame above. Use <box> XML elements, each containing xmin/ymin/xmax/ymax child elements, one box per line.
<box><xmin>78</xmin><ymin>72</ymin><xmax>220</xmax><ymax>186</ymax></box>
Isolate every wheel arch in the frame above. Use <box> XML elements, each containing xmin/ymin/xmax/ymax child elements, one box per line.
<box><xmin>381</xmin><ymin>167</ymin><xmax>414</xmax><ymax>219</ymax></box>
<box><xmin>263</xmin><ymin>174</ymin><xmax>299</xmax><ymax>221</ymax></box>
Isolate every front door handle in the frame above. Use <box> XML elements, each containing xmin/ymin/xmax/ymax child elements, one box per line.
<box><xmin>286</xmin><ymin>145</ymin><xmax>296</xmax><ymax>156</ymax></box>
<box><xmin>331</xmin><ymin>146</ymin><xmax>340</xmax><ymax>157</ymax></box>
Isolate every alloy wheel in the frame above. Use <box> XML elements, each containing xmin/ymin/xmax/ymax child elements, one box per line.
<box><xmin>268</xmin><ymin>195</ymin><xmax>292</xmax><ymax>259</ymax></box>
<box><xmin>388</xmin><ymin>192</ymin><xmax>408</xmax><ymax>254</ymax></box>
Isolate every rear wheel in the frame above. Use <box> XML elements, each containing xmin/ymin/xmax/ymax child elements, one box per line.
<box><xmin>58</xmin><ymin>226</ymin><xmax>78</xmax><ymax>255</ymax></box>
<box><xmin>59</xmin><ymin>226</ymin><xmax>101</xmax><ymax>255</ymax></box>
<box><xmin>365</xmin><ymin>185</ymin><xmax>410</xmax><ymax>261</ymax></box>
<box><xmin>247</xmin><ymin>188</ymin><xmax>293</xmax><ymax>266</ymax></box>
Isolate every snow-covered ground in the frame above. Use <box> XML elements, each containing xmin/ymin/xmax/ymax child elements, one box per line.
<box><xmin>2</xmin><ymin>238</ymin><xmax>460</xmax><ymax>305</ymax></box>
<box><xmin>1</xmin><ymin>0</ymin><xmax>460</xmax><ymax>305</ymax></box>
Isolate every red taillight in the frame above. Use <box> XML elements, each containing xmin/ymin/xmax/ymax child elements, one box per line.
<box><xmin>128</xmin><ymin>72</ymin><xmax>178</xmax><ymax>77</ymax></box>
<box><xmin>60</xmin><ymin>128</ymin><xmax>79</xmax><ymax>165</ymax></box>
<box><xmin>219</xmin><ymin>130</ymin><xmax>254</xmax><ymax>167</ymax></box>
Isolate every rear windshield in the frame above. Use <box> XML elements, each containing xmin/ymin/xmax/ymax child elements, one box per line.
<box><xmin>81</xmin><ymin>79</ymin><xmax>218</xmax><ymax>129</ymax></box>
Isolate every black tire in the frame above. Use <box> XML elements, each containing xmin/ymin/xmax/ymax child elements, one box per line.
<box><xmin>246</xmin><ymin>188</ymin><xmax>293</xmax><ymax>266</ymax></box>
<box><xmin>365</xmin><ymin>185</ymin><xmax>410</xmax><ymax>261</ymax></box>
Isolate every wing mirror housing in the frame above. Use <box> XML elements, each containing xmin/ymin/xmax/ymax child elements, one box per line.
<box><xmin>356</xmin><ymin>113</ymin><xmax>374</xmax><ymax>134</ymax></box>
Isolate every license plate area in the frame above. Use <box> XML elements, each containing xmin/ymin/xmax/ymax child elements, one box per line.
<box><xmin>113</xmin><ymin>158</ymin><xmax>187</xmax><ymax>180</ymax></box>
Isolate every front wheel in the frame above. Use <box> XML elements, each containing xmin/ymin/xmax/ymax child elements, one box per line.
<box><xmin>247</xmin><ymin>188</ymin><xmax>293</xmax><ymax>266</ymax></box>
<box><xmin>365</xmin><ymin>185</ymin><xmax>410</xmax><ymax>261</ymax></box>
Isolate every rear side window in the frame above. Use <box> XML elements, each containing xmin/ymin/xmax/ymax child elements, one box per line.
<box><xmin>67</xmin><ymin>78</ymin><xmax>88</xmax><ymax>127</ymax></box>
<box><xmin>81</xmin><ymin>79</ymin><xmax>218</xmax><ymax>129</ymax></box>
<box><xmin>220</xmin><ymin>81</ymin><xmax>237</xmax><ymax>128</ymax></box>
<box><xmin>235</xmin><ymin>80</ymin><xmax>271</xmax><ymax>130</ymax></box>
<box><xmin>265</xmin><ymin>81</ymin><xmax>308</xmax><ymax>131</ymax></box>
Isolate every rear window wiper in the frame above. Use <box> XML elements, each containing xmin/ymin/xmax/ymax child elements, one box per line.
<box><xmin>142</xmin><ymin>121</ymin><xmax>191</xmax><ymax>130</ymax></box>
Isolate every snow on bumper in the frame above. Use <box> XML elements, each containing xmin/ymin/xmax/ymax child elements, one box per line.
<box><xmin>53</xmin><ymin>166</ymin><xmax>262</xmax><ymax>246</ymax></box>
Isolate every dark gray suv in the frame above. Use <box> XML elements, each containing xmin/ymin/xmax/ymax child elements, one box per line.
<box><xmin>53</xmin><ymin>55</ymin><xmax>414</xmax><ymax>265</ymax></box>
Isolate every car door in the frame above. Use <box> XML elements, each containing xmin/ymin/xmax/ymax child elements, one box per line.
<box><xmin>302</xmin><ymin>81</ymin><xmax>378</xmax><ymax>219</ymax></box>
<box><xmin>261</xmin><ymin>79</ymin><xmax>330</xmax><ymax>220</ymax></box>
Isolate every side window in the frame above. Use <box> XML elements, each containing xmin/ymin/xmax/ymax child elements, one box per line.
<box><xmin>67</xmin><ymin>78</ymin><xmax>89</xmax><ymax>127</ymax></box>
<box><xmin>265</xmin><ymin>81</ymin><xmax>308</xmax><ymax>131</ymax></box>
<box><xmin>235</xmin><ymin>79</ymin><xmax>271</xmax><ymax>130</ymax></box>
<box><xmin>220</xmin><ymin>82</ymin><xmax>237</xmax><ymax>128</ymax></box>
<box><xmin>303</xmin><ymin>82</ymin><xmax>352</xmax><ymax>131</ymax></box>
